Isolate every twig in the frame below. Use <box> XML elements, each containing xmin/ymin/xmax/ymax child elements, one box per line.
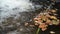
<box><xmin>36</xmin><ymin>28</ymin><xmax>40</xmax><ymax>34</ymax></box>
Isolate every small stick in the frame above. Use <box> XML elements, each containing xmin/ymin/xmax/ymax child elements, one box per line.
<box><xmin>36</xmin><ymin>28</ymin><xmax>40</xmax><ymax>34</ymax></box>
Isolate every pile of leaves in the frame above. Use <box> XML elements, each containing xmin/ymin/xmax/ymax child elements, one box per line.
<box><xmin>34</xmin><ymin>9</ymin><xmax>59</xmax><ymax>30</ymax></box>
<box><xmin>34</xmin><ymin>9</ymin><xmax>60</xmax><ymax>34</ymax></box>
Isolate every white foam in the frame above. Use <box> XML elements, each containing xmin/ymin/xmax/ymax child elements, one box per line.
<box><xmin>0</xmin><ymin>0</ymin><xmax>42</xmax><ymax>24</ymax></box>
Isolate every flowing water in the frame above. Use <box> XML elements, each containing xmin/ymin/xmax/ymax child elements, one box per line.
<box><xmin>0</xmin><ymin>0</ymin><xmax>60</xmax><ymax>34</ymax></box>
